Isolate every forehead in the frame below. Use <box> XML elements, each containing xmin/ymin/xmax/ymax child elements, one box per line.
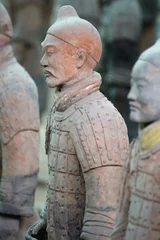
<box><xmin>131</xmin><ymin>59</ymin><xmax>159</xmax><ymax>83</ymax></box>
<box><xmin>41</xmin><ymin>34</ymin><xmax>63</xmax><ymax>49</ymax></box>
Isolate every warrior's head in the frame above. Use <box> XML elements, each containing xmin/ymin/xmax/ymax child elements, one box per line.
<box><xmin>128</xmin><ymin>39</ymin><xmax>160</xmax><ymax>124</ymax></box>
<box><xmin>40</xmin><ymin>5</ymin><xmax>102</xmax><ymax>88</ymax></box>
<box><xmin>0</xmin><ymin>3</ymin><xmax>12</xmax><ymax>47</ymax></box>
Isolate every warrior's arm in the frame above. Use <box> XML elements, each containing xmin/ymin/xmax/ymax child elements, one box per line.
<box><xmin>81</xmin><ymin>166</ymin><xmax>123</xmax><ymax>240</ymax></box>
<box><xmin>71</xmin><ymin>112</ymin><xmax>129</xmax><ymax>240</ymax></box>
<box><xmin>111</xmin><ymin>155</ymin><xmax>131</xmax><ymax>240</ymax></box>
<box><xmin>0</xmin><ymin>78</ymin><xmax>40</xmax><ymax>216</ymax></box>
<box><xmin>0</xmin><ymin>130</ymin><xmax>39</xmax><ymax>216</ymax></box>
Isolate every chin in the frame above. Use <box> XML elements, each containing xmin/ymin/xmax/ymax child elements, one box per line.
<box><xmin>46</xmin><ymin>77</ymin><xmax>58</xmax><ymax>88</ymax></box>
<box><xmin>129</xmin><ymin>112</ymin><xmax>141</xmax><ymax>123</ymax></box>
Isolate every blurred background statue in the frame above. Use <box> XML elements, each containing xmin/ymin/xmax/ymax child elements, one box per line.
<box><xmin>0</xmin><ymin>3</ymin><xmax>40</xmax><ymax>240</ymax></box>
<box><xmin>112</xmin><ymin>39</ymin><xmax>160</xmax><ymax>240</ymax></box>
<box><xmin>1</xmin><ymin>0</ymin><xmax>55</xmax><ymax>212</ymax></box>
<box><xmin>1</xmin><ymin>0</ymin><xmax>51</xmax><ymax>115</ymax></box>
<box><xmin>98</xmin><ymin>0</ymin><xmax>158</xmax><ymax>141</ymax></box>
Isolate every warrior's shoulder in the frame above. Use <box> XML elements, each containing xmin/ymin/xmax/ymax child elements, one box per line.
<box><xmin>75</xmin><ymin>91</ymin><xmax>126</xmax><ymax>126</ymax></box>
<box><xmin>0</xmin><ymin>62</ymin><xmax>40</xmax><ymax>144</ymax></box>
<box><xmin>0</xmin><ymin>62</ymin><xmax>38</xmax><ymax>93</ymax></box>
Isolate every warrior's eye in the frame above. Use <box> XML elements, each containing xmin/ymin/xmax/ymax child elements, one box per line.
<box><xmin>47</xmin><ymin>46</ymin><xmax>56</xmax><ymax>55</ymax></box>
<box><xmin>137</xmin><ymin>84</ymin><xmax>144</xmax><ymax>91</ymax></box>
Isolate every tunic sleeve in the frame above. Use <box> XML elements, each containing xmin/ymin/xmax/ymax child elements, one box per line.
<box><xmin>111</xmin><ymin>153</ymin><xmax>131</xmax><ymax>240</ymax></box>
<box><xmin>71</xmin><ymin>108</ymin><xmax>129</xmax><ymax>240</ymax></box>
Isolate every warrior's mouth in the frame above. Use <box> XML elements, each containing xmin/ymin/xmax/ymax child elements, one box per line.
<box><xmin>44</xmin><ymin>70</ymin><xmax>51</xmax><ymax>77</ymax></box>
<box><xmin>44</xmin><ymin>70</ymin><xmax>56</xmax><ymax>78</ymax></box>
<box><xmin>129</xmin><ymin>103</ymin><xmax>140</xmax><ymax>111</ymax></box>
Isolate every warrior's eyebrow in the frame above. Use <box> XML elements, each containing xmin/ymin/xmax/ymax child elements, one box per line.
<box><xmin>41</xmin><ymin>44</ymin><xmax>55</xmax><ymax>52</ymax></box>
<box><xmin>131</xmin><ymin>75</ymin><xmax>148</xmax><ymax>81</ymax></box>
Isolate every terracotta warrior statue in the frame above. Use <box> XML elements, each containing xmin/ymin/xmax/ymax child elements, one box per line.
<box><xmin>98</xmin><ymin>0</ymin><xmax>159</xmax><ymax>141</ymax></box>
<box><xmin>98</xmin><ymin>0</ymin><xmax>142</xmax><ymax>141</ymax></box>
<box><xmin>111</xmin><ymin>39</ymin><xmax>160</xmax><ymax>240</ymax></box>
<box><xmin>26</xmin><ymin>5</ymin><xmax>129</xmax><ymax>240</ymax></box>
<box><xmin>0</xmin><ymin>3</ymin><xmax>40</xmax><ymax>240</ymax></box>
<box><xmin>1</xmin><ymin>0</ymin><xmax>51</xmax><ymax>115</ymax></box>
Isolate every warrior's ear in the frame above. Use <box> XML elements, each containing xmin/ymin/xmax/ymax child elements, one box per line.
<box><xmin>75</xmin><ymin>49</ymin><xmax>87</xmax><ymax>68</ymax></box>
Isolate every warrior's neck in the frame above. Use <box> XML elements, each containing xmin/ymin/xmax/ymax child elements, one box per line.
<box><xmin>0</xmin><ymin>45</ymin><xmax>15</xmax><ymax>69</ymax></box>
<box><xmin>53</xmin><ymin>71</ymin><xmax>101</xmax><ymax>111</ymax></box>
<box><xmin>60</xmin><ymin>70</ymin><xmax>93</xmax><ymax>92</ymax></box>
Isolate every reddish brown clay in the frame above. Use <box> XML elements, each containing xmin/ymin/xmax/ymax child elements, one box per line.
<box><xmin>0</xmin><ymin>3</ymin><xmax>40</xmax><ymax>240</ymax></box>
<box><xmin>26</xmin><ymin>5</ymin><xmax>129</xmax><ymax>240</ymax></box>
<box><xmin>111</xmin><ymin>40</ymin><xmax>160</xmax><ymax>240</ymax></box>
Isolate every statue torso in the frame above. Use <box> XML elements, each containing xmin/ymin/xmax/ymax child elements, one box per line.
<box><xmin>125</xmin><ymin>123</ymin><xmax>160</xmax><ymax>240</ymax></box>
<box><xmin>46</xmin><ymin>97</ymin><xmax>86</xmax><ymax>240</ymax></box>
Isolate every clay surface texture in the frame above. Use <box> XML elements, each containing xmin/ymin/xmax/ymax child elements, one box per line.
<box><xmin>26</xmin><ymin>5</ymin><xmax>129</xmax><ymax>240</ymax></box>
<box><xmin>111</xmin><ymin>40</ymin><xmax>160</xmax><ymax>240</ymax></box>
<box><xmin>0</xmin><ymin>3</ymin><xmax>40</xmax><ymax>240</ymax></box>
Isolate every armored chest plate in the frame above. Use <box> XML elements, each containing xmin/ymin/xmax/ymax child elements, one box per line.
<box><xmin>125</xmin><ymin>141</ymin><xmax>160</xmax><ymax>240</ymax></box>
<box><xmin>46</xmin><ymin>109</ymin><xmax>85</xmax><ymax>240</ymax></box>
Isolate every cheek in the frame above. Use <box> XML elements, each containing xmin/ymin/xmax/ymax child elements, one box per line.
<box><xmin>63</xmin><ymin>65</ymin><xmax>74</xmax><ymax>76</ymax></box>
<box><xmin>48</xmin><ymin>57</ymin><xmax>67</xmax><ymax>78</ymax></box>
<box><xmin>138</xmin><ymin>101</ymin><xmax>152</xmax><ymax>116</ymax></box>
<box><xmin>63</xmin><ymin>58</ymin><xmax>76</xmax><ymax>75</ymax></box>
<box><xmin>147</xmin><ymin>101</ymin><xmax>160</xmax><ymax>114</ymax></box>
<box><xmin>139</xmin><ymin>99</ymin><xmax>157</xmax><ymax>120</ymax></box>
<box><xmin>48</xmin><ymin>56</ymin><xmax>59</xmax><ymax>68</ymax></box>
<box><xmin>47</xmin><ymin>53</ymin><xmax>77</xmax><ymax>79</ymax></box>
<box><xmin>138</xmin><ymin>90</ymin><xmax>151</xmax><ymax>106</ymax></box>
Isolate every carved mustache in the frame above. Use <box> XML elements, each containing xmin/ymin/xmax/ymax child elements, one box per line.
<box><xmin>43</xmin><ymin>69</ymin><xmax>56</xmax><ymax>78</ymax></box>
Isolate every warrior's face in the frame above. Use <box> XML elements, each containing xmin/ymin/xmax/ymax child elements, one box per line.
<box><xmin>0</xmin><ymin>3</ymin><xmax>13</xmax><ymax>46</ymax></box>
<box><xmin>40</xmin><ymin>34</ymin><xmax>79</xmax><ymax>88</ymax></box>
<box><xmin>128</xmin><ymin>59</ymin><xmax>160</xmax><ymax>123</ymax></box>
